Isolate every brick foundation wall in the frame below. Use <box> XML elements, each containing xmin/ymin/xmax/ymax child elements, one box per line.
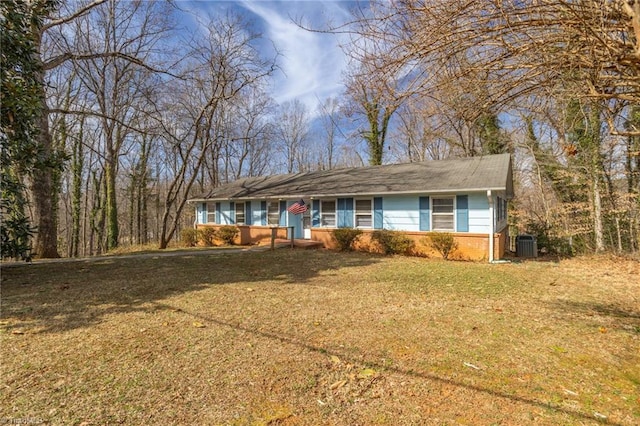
<box><xmin>196</xmin><ymin>225</ymin><xmax>508</xmax><ymax>260</ymax></box>
<box><xmin>195</xmin><ymin>225</ymin><xmax>288</xmax><ymax>246</ymax></box>
<box><xmin>311</xmin><ymin>228</ymin><xmax>507</xmax><ymax>261</ymax></box>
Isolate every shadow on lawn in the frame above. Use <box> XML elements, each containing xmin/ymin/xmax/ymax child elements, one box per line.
<box><xmin>0</xmin><ymin>249</ymin><xmax>380</xmax><ymax>334</ymax></box>
<box><xmin>162</xmin><ymin>302</ymin><xmax>624</xmax><ymax>426</ymax></box>
<box><xmin>551</xmin><ymin>299</ymin><xmax>640</xmax><ymax>334</ymax></box>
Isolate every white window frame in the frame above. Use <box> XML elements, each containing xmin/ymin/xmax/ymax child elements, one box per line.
<box><xmin>354</xmin><ymin>199</ymin><xmax>373</xmax><ymax>229</ymax></box>
<box><xmin>320</xmin><ymin>200</ymin><xmax>336</xmax><ymax>227</ymax></box>
<box><xmin>206</xmin><ymin>202</ymin><xmax>216</xmax><ymax>224</ymax></box>
<box><xmin>235</xmin><ymin>202</ymin><xmax>245</xmax><ymax>225</ymax></box>
<box><xmin>497</xmin><ymin>197</ymin><xmax>507</xmax><ymax>222</ymax></box>
<box><xmin>267</xmin><ymin>201</ymin><xmax>279</xmax><ymax>226</ymax></box>
<box><xmin>431</xmin><ymin>196</ymin><xmax>455</xmax><ymax>231</ymax></box>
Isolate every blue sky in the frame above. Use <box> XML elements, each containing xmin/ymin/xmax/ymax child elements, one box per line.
<box><xmin>179</xmin><ymin>1</ymin><xmax>358</xmax><ymax>113</ymax></box>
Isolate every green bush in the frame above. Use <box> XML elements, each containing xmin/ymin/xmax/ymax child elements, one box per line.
<box><xmin>371</xmin><ymin>230</ymin><xmax>415</xmax><ymax>255</ymax></box>
<box><xmin>427</xmin><ymin>232</ymin><xmax>458</xmax><ymax>260</ymax></box>
<box><xmin>199</xmin><ymin>227</ymin><xmax>217</xmax><ymax>247</ymax></box>
<box><xmin>180</xmin><ymin>228</ymin><xmax>198</xmax><ymax>247</ymax></box>
<box><xmin>332</xmin><ymin>228</ymin><xmax>362</xmax><ymax>251</ymax></box>
<box><xmin>217</xmin><ymin>225</ymin><xmax>239</xmax><ymax>245</ymax></box>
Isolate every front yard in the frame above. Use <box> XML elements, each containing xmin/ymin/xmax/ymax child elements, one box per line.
<box><xmin>1</xmin><ymin>250</ymin><xmax>638</xmax><ymax>424</ymax></box>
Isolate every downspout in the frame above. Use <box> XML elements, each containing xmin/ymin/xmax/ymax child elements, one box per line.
<box><xmin>487</xmin><ymin>190</ymin><xmax>494</xmax><ymax>263</ymax></box>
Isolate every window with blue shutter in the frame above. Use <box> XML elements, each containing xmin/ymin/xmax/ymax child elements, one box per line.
<box><xmin>419</xmin><ymin>196</ymin><xmax>430</xmax><ymax>231</ymax></box>
<box><xmin>215</xmin><ymin>202</ymin><xmax>221</xmax><ymax>224</ymax></box>
<box><xmin>456</xmin><ymin>195</ymin><xmax>469</xmax><ymax>232</ymax></box>
<box><xmin>373</xmin><ymin>197</ymin><xmax>383</xmax><ymax>229</ymax></box>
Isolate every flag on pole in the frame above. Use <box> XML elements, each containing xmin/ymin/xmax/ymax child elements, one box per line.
<box><xmin>287</xmin><ymin>199</ymin><xmax>308</xmax><ymax>215</ymax></box>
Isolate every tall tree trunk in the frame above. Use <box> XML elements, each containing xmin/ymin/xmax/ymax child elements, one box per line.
<box><xmin>105</xmin><ymin>156</ymin><xmax>118</xmax><ymax>250</ymax></box>
<box><xmin>31</xmin><ymin>99</ymin><xmax>60</xmax><ymax>258</ymax></box>
<box><xmin>128</xmin><ymin>173</ymin><xmax>136</xmax><ymax>247</ymax></box>
<box><xmin>28</xmin><ymin>3</ymin><xmax>63</xmax><ymax>259</ymax></box>
<box><xmin>592</xmin><ymin>170</ymin><xmax>605</xmax><ymax>252</ymax></box>
<box><xmin>70</xmin><ymin>117</ymin><xmax>84</xmax><ymax>257</ymax></box>
<box><xmin>137</xmin><ymin>136</ymin><xmax>150</xmax><ymax>245</ymax></box>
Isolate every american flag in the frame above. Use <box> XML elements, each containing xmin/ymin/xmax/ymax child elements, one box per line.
<box><xmin>287</xmin><ymin>199</ymin><xmax>308</xmax><ymax>215</ymax></box>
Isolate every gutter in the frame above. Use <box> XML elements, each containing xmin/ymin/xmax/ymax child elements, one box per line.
<box><xmin>487</xmin><ymin>189</ymin><xmax>495</xmax><ymax>263</ymax></box>
<box><xmin>188</xmin><ymin>187</ymin><xmax>509</xmax><ymax>203</ymax></box>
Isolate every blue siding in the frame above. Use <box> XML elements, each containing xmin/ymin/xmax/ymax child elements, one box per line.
<box><xmin>378</xmin><ymin>196</ymin><xmax>420</xmax><ymax>231</ymax></box>
<box><xmin>207</xmin><ymin>192</ymin><xmax>490</xmax><ymax>233</ymax></box>
<box><xmin>468</xmin><ymin>193</ymin><xmax>489</xmax><ymax>233</ymax></box>
<box><xmin>419</xmin><ymin>196</ymin><xmax>430</xmax><ymax>231</ymax></box>
<box><xmin>312</xmin><ymin>200</ymin><xmax>320</xmax><ymax>227</ymax></box>
<box><xmin>279</xmin><ymin>200</ymin><xmax>287</xmax><ymax>225</ymax></box>
<box><xmin>218</xmin><ymin>201</ymin><xmax>233</xmax><ymax>225</ymax></box>
<box><xmin>456</xmin><ymin>195</ymin><xmax>469</xmax><ymax>232</ymax></box>
<box><xmin>373</xmin><ymin>197</ymin><xmax>383</xmax><ymax>229</ymax></box>
<box><xmin>337</xmin><ymin>198</ymin><xmax>353</xmax><ymax>228</ymax></box>
<box><xmin>260</xmin><ymin>201</ymin><xmax>267</xmax><ymax>225</ymax></box>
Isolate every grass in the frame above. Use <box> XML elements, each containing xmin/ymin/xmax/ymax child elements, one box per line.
<box><xmin>1</xmin><ymin>250</ymin><xmax>639</xmax><ymax>425</ymax></box>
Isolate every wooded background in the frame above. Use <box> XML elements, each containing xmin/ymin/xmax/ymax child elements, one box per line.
<box><xmin>2</xmin><ymin>0</ymin><xmax>639</xmax><ymax>259</ymax></box>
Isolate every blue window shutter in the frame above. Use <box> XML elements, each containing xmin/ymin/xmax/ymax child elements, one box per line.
<box><xmin>215</xmin><ymin>202</ymin><xmax>221</xmax><ymax>224</ymax></box>
<box><xmin>245</xmin><ymin>202</ymin><xmax>252</xmax><ymax>225</ymax></box>
<box><xmin>200</xmin><ymin>203</ymin><xmax>206</xmax><ymax>224</ymax></box>
<box><xmin>230</xmin><ymin>202</ymin><xmax>235</xmax><ymax>224</ymax></box>
<box><xmin>345</xmin><ymin>198</ymin><xmax>353</xmax><ymax>228</ymax></box>
<box><xmin>279</xmin><ymin>200</ymin><xmax>287</xmax><ymax>225</ymax></box>
<box><xmin>260</xmin><ymin>201</ymin><xmax>267</xmax><ymax>225</ymax></box>
<box><xmin>456</xmin><ymin>195</ymin><xmax>469</xmax><ymax>232</ymax></box>
<box><xmin>419</xmin><ymin>196</ymin><xmax>430</xmax><ymax>231</ymax></box>
<box><xmin>312</xmin><ymin>200</ymin><xmax>320</xmax><ymax>227</ymax></box>
<box><xmin>337</xmin><ymin>198</ymin><xmax>353</xmax><ymax>228</ymax></box>
<box><xmin>373</xmin><ymin>197</ymin><xmax>383</xmax><ymax>229</ymax></box>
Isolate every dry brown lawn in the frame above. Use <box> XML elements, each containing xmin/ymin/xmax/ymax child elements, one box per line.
<box><xmin>1</xmin><ymin>249</ymin><xmax>639</xmax><ymax>425</ymax></box>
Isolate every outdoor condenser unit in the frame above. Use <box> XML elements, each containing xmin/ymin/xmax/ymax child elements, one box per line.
<box><xmin>516</xmin><ymin>234</ymin><xmax>538</xmax><ymax>258</ymax></box>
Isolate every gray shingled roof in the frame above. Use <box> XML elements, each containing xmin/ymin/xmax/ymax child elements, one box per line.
<box><xmin>190</xmin><ymin>153</ymin><xmax>513</xmax><ymax>201</ymax></box>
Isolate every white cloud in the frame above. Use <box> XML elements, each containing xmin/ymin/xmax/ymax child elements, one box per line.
<box><xmin>179</xmin><ymin>1</ymin><xmax>353</xmax><ymax>114</ymax></box>
<box><xmin>240</xmin><ymin>0</ymin><xmax>352</xmax><ymax>113</ymax></box>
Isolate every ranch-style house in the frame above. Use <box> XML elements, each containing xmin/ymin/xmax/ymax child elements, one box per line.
<box><xmin>189</xmin><ymin>153</ymin><xmax>514</xmax><ymax>261</ymax></box>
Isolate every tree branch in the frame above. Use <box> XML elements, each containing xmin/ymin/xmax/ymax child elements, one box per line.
<box><xmin>42</xmin><ymin>0</ymin><xmax>108</xmax><ymax>33</ymax></box>
<box><xmin>43</xmin><ymin>51</ymin><xmax>182</xmax><ymax>79</ymax></box>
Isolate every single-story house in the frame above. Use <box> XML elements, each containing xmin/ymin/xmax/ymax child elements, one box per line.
<box><xmin>188</xmin><ymin>153</ymin><xmax>514</xmax><ymax>261</ymax></box>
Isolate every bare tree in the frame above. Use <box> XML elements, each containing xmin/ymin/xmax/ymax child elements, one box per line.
<box><xmin>340</xmin><ymin>0</ymin><xmax>640</xmax><ymax>254</ymax></box>
<box><xmin>59</xmin><ymin>0</ymin><xmax>174</xmax><ymax>250</ymax></box>
<box><xmin>26</xmin><ymin>0</ymin><xmax>108</xmax><ymax>258</ymax></box>
<box><xmin>317</xmin><ymin>97</ymin><xmax>346</xmax><ymax>169</ymax></box>
<box><xmin>341</xmin><ymin>32</ymin><xmax>407</xmax><ymax>166</ymax></box>
<box><xmin>391</xmin><ymin>98</ymin><xmax>452</xmax><ymax>162</ymax></box>
<box><xmin>273</xmin><ymin>99</ymin><xmax>311</xmax><ymax>173</ymax></box>
<box><xmin>223</xmin><ymin>87</ymin><xmax>275</xmax><ymax>180</ymax></box>
<box><xmin>156</xmin><ymin>13</ymin><xmax>276</xmax><ymax>249</ymax></box>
